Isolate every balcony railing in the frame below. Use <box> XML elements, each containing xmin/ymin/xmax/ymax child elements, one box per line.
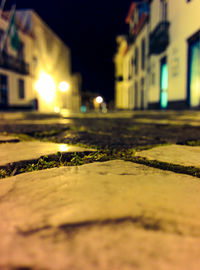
<box><xmin>149</xmin><ymin>21</ymin><xmax>170</xmax><ymax>55</ymax></box>
<box><xmin>0</xmin><ymin>53</ymin><xmax>29</xmax><ymax>75</ymax></box>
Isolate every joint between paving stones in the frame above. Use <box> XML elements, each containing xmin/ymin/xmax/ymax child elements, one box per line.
<box><xmin>127</xmin><ymin>156</ymin><xmax>200</xmax><ymax>178</ymax></box>
<box><xmin>1</xmin><ymin>149</ymin><xmax>200</xmax><ymax>180</ymax></box>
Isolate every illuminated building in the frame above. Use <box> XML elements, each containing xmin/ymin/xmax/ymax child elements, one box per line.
<box><xmin>0</xmin><ymin>9</ymin><xmax>81</xmax><ymax>112</ymax></box>
<box><xmin>114</xmin><ymin>0</ymin><xmax>200</xmax><ymax>110</ymax></box>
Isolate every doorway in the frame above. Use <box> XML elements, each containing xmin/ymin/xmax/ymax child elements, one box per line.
<box><xmin>160</xmin><ymin>56</ymin><xmax>168</xmax><ymax>109</ymax></box>
<box><xmin>0</xmin><ymin>74</ymin><xmax>8</xmax><ymax>108</ymax></box>
<box><xmin>134</xmin><ymin>81</ymin><xmax>138</xmax><ymax>109</ymax></box>
<box><xmin>187</xmin><ymin>31</ymin><xmax>200</xmax><ymax>107</ymax></box>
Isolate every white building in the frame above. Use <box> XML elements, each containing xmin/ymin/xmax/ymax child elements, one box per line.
<box><xmin>114</xmin><ymin>1</ymin><xmax>149</xmax><ymax>110</ymax></box>
<box><xmin>0</xmin><ymin>9</ymin><xmax>81</xmax><ymax>112</ymax></box>
<box><xmin>115</xmin><ymin>0</ymin><xmax>200</xmax><ymax>110</ymax></box>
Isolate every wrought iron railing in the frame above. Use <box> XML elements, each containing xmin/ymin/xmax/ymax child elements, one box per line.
<box><xmin>149</xmin><ymin>21</ymin><xmax>170</xmax><ymax>55</ymax></box>
<box><xmin>0</xmin><ymin>52</ymin><xmax>29</xmax><ymax>75</ymax></box>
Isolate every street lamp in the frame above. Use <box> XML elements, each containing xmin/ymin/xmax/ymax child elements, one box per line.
<box><xmin>59</xmin><ymin>81</ymin><xmax>70</xmax><ymax>92</ymax></box>
<box><xmin>96</xmin><ymin>96</ymin><xmax>103</xmax><ymax>104</ymax></box>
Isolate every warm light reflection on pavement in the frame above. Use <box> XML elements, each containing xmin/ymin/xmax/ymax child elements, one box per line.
<box><xmin>0</xmin><ymin>141</ymin><xmax>95</xmax><ymax>167</ymax></box>
<box><xmin>59</xmin><ymin>144</ymin><xmax>69</xmax><ymax>152</ymax></box>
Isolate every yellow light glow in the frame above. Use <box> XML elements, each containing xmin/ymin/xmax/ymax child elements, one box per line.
<box><xmin>59</xmin><ymin>144</ymin><xmax>69</xmax><ymax>152</ymax></box>
<box><xmin>35</xmin><ymin>72</ymin><xmax>56</xmax><ymax>103</ymax></box>
<box><xmin>59</xmin><ymin>81</ymin><xmax>70</xmax><ymax>92</ymax></box>
<box><xmin>96</xmin><ymin>96</ymin><xmax>103</xmax><ymax>104</ymax></box>
<box><xmin>60</xmin><ymin>108</ymin><xmax>70</xmax><ymax>117</ymax></box>
<box><xmin>54</xmin><ymin>106</ymin><xmax>60</xmax><ymax>113</ymax></box>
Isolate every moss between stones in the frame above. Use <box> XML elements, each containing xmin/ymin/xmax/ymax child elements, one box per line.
<box><xmin>125</xmin><ymin>157</ymin><xmax>200</xmax><ymax>178</ymax></box>
<box><xmin>0</xmin><ymin>151</ymin><xmax>95</xmax><ymax>179</ymax></box>
<box><xmin>1</xmin><ymin>146</ymin><xmax>200</xmax><ymax>180</ymax></box>
<box><xmin>178</xmin><ymin>140</ymin><xmax>200</xmax><ymax>146</ymax></box>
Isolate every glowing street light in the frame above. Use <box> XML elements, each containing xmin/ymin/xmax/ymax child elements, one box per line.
<box><xmin>54</xmin><ymin>106</ymin><xmax>60</xmax><ymax>113</ymax></box>
<box><xmin>35</xmin><ymin>72</ymin><xmax>56</xmax><ymax>104</ymax></box>
<box><xmin>96</xmin><ymin>96</ymin><xmax>103</xmax><ymax>104</ymax></box>
<box><xmin>59</xmin><ymin>81</ymin><xmax>70</xmax><ymax>92</ymax></box>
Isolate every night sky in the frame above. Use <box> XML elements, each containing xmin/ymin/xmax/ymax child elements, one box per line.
<box><xmin>6</xmin><ymin>0</ymin><xmax>137</xmax><ymax>102</ymax></box>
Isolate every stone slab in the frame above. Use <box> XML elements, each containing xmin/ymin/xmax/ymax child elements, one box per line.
<box><xmin>0</xmin><ymin>141</ymin><xmax>95</xmax><ymax>166</ymax></box>
<box><xmin>0</xmin><ymin>135</ymin><xmax>20</xmax><ymax>143</ymax></box>
<box><xmin>136</xmin><ymin>144</ymin><xmax>200</xmax><ymax>168</ymax></box>
<box><xmin>133</xmin><ymin>118</ymin><xmax>200</xmax><ymax>126</ymax></box>
<box><xmin>1</xmin><ymin>160</ymin><xmax>200</xmax><ymax>269</ymax></box>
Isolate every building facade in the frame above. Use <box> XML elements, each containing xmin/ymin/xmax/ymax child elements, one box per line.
<box><xmin>115</xmin><ymin>0</ymin><xmax>200</xmax><ymax>110</ymax></box>
<box><xmin>0</xmin><ymin>9</ymin><xmax>81</xmax><ymax>112</ymax></box>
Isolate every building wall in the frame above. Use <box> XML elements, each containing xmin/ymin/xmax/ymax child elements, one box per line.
<box><xmin>0</xmin><ymin>12</ymin><xmax>33</xmax><ymax>108</ymax></box>
<box><xmin>115</xmin><ymin>0</ymin><xmax>200</xmax><ymax>110</ymax></box>
<box><xmin>149</xmin><ymin>0</ymin><xmax>200</xmax><ymax>108</ymax></box>
<box><xmin>114</xmin><ymin>3</ymin><xmax>150</xmax><ymax>110</ymax></box>
<box><xmin>114</xmin><ymin>36</ymin><xmax>132</xmax><ymax>109</ymax></box>
<box><xmin>71</xmin><ymin>73</ymin><xmax>81</xmax><ymax>112</ymax></box>
<box><xmin>31</xmin><ymin>11</ymin><xmax>73</xmax><ymax>112</ymax></box>
<box><xmin>132</xmin><ymin>25</ymin><xmax>149</xmax><ymax>109</ymax></box>
<box><xmin>0</xmin><ymin>9</ymin><xmax>81</xmax><ymax>112</ymax></box>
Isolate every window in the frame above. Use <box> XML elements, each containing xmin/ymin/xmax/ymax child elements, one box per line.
<box><xmin>131</xmin><ymin>56</ymin><xmax>134</xmax><ymax>75</ymax></box>
<box><xmin>151</xmin><ymin>73</ymin><xmax>155</xmax><ymax>85</ymax></box>
<box><xmin>0</xmin><ymin>29</ymin><xmax>7</xmax><ymax>53</ymax></box>
<box><xmin>0</xmin><ymin>74</ymin><xmax>8</xmax><ymax>105</ymax></box>
<box><xmin>135</xmin><ymin>47</ymin><xmax>139</xmax><ymax>75</ymax></box>
<box><xmin>141</xmin><ymin>77</ymin><xmax>145</xmax><ymax>90</ymax></box>
<box><xmin>33</xmin><ymin>56</ymin><xmax>38</xmax><ymax>67</ymax></box>
<box><xmin>134</xmin><ymin>81</ymin><xmax>138</xmax><ymax>109</ymax></box>
<box><xmin>160</xmin><ymin>0</ymin><xmax>168</xmax><ymax>21</ymax></box>
<box><xmin>0</xmin><ymin>29</ymin><xmax>4</xmax><ymax>48</ymax></box>
<box><xmin>18</xmin><ymin>79</ymin><xmax>25</xmax><ymax>99</ymax></box>
<box><xmin>17</xmin><ymin>42</ymin><xmax>24</xmax><ymax>61</ymax></box>
<box><xmin>141</xmin><ymin>78</ymin><xmax>145</xmax><ymax>109</ymax></box>
<box><xmin>141</xmin><ymin>38</ymin><xmax>146</xmax><ymax>70</ymax></box>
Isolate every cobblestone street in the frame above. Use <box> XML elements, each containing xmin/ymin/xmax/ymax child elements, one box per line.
<box><xmin>1</xmin><ymin>111</ymin><xmax>200</xmax><ymax>270</ymax></box>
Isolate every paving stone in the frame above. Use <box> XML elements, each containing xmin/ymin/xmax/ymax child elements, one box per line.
<box><xmin>136</xmin><ymin>144</ymin><xmax>200</xmax><ymax>168</ymax></box>
<box><xmin>134</xmin><ymin>118</ymin><xmax>200</xmax><ymax>126</ymax></box>
<box><xmin>0</xmin><ymin>135</ymin><xmax>20</xmax><ymax>143</ymax></box>
<box><xmin>0</xmin><ymin>141</ymin><xmax>95</xmax><ymax>166</ymax></box>
<box><xmin>0</xmin><ymin>160</ymin><xmax>200</xmax><ymax>269</ymax></box>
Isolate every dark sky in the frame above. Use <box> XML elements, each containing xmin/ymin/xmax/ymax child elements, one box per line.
<box><xmin>6</xmin><ymin>0</ymin><xmax>136</xmax><ymax>102</ymax></box>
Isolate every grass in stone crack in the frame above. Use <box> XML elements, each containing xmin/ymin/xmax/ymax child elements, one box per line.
<box><xmin>0</xmin><ymin>147</ymin><xmax>167</xmax><ymax>179</ymax></box>
<box><xmin>0</xmin><ymin>150</ymin><xmax>133</xmax><ymax>179</ymax></box>
<box><xmin>125</xmin><ymin>156</ymin><xmax>200</xmax><ymax>178</ymax></box>
<box><xmin>1</xmin><ymin>145</ymin><xmax>200</xmax><ymax>179</ymax></box>
<box><xmin>178</xmin><ymin>140</ymin><xmax>200</xmax><ymax>146</ymax></box>
<box><xmin>0</xmin><ymin>168</ymin><xmax>9</xmax><ymax>178</ymax></box>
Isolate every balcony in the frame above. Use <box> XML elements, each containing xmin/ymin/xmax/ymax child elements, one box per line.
<box><xmin>149</xmin><ymin>21</ymin><xmax>170</xmax><ymax>55</ymax></box>
<box><xmin>0</xmin><ymin>53</ymin><xmax>29</xmax><ymax>75</ymax></box>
